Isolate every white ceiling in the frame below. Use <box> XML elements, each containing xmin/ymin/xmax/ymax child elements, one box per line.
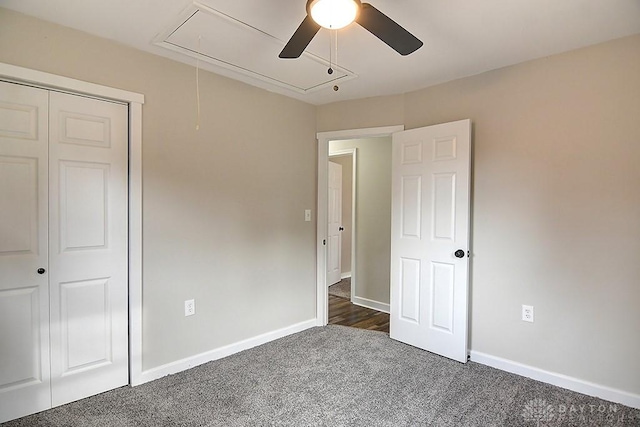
<box><xmin>2</xmin><ymin>0</ymin><xmax>639</xmax><ymax>105</ymax></box>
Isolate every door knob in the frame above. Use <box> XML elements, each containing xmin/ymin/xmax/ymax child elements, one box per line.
<box><xmin>37</xmin><ymin>268</ymin><xmax>46</xmax><ymax>274</ymax></box>
<box><xmin>339</xmin><ymin>227</ymin><xmax>344</xmax><ymax>231</ymax></box>
<box><xmin>454</xmin><ymin>250</ymin><xmax>465</xmax><ymax>259</ymax></box>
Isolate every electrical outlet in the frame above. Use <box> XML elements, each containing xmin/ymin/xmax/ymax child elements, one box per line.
<box><xmin>522</xmin><ymin>305</ymin><xmax>534</xmax><ymax>323</ymax></box>
<box><xmin>185</xmin><ymin>299</ymin><xmax>195</xmax><ymax>317</ymax></box>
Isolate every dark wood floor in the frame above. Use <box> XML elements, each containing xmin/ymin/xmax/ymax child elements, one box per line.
<box><xmin>328</xmin><ymin>294</ymin><xmax>390</xmax><ymax>333</ymax></box>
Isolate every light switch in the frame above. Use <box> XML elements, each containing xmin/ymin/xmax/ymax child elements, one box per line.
<box><xmin>305</xmin><ymin>209</ymin><xmax>312</xmax><ymax>222</ymax></box>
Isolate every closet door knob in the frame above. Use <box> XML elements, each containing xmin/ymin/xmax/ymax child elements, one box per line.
<box><xmin>454</xmin><ymin>250</ymin><xmax>465</xmax><ymax>259</ymax></box>
<box><xmin>37</xmin><ymin>268</ymin><xmax>46</xmax><ymax>274</ymax></box>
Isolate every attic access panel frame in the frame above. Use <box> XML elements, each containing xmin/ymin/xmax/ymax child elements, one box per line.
<box><xmin>154</xmin><ymin>2</ymin><xmax>357</xmax><ymax>95</ymax></box>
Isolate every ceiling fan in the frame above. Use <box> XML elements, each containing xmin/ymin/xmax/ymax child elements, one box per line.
<box><xmin>279</xmin><ymin>0</ymin><xmax>423</xmax><ymax>59</ymax></box>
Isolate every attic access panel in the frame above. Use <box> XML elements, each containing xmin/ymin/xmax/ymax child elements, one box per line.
<box><xmin>154</xmin><ymin>3</ymin><xmax>356</xmax><ymax>94</ymax></box>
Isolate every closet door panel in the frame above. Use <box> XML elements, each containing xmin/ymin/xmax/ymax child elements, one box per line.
<box><xmin>48</xmin><ymin>91</ymin><xmax>128</xmax><ymax>407</ymax></box>
<box><xmin>0</xmin><ymin>81</ymin><xmax>51</xmax><ymax>423</ymax></box>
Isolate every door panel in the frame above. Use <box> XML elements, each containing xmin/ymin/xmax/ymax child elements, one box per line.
<box><xmin>48</xmin><ymin>91</ymin><xmax>128</xmax><ymax>407</ymax></box>
<box><xmin>401</xmin><ymin>175</ymin><xmax>421</xmax><ymax>238</ymax></box>
<box><xmin>0</xmin><ymin>156</ymin><xmax>39</xmax><ymax>254</ymax></box>
<box><xmin>59</xmin><ymin>161</ymin><xmax>109</xmax><ymax>250</ymax></box>
<box><xmin>431</xmin><ymin>261</ymin><xmax>454</xmax><ymax>332</ymax></box>
<box><xmin>0</xmin><ymin>99</ymin><xmax>39</xmax><ymax>140</ymax></box>
<box><xmin>390</xmin><ymin>119</ymin><xmax>471</xmax><ymax>363</ymax></box>
<box><xmin>399</xmin><ymin>257</ymin><xmax>420</xmax><ymax>322</ymax></box>
<box><xmin>327</xmin><ymin>161</ymin><xmax>342</xmax><ymax>286</ymax></box>
<box><xmin>58</xmin><ymin>111</ymin><xmax>111</xmax><ymax>148</ymax></box>
<box><xmin>0</xmin><ymin>81</ymin><xmax>51</xmax><ymax>423</ymax></box>
<box><xmin>60</xmin><ymin>278</ymin><xmax>112</xmax><ymax>372</ymax></box>
<box><xmin>432</xmin><ymin>173</ymin><xmax>456</xmax><ymax>240</ymax></box>
<box><xmin>0</xmin><ymin>287</ymin><xmax>42</xmax><ymax>384</ymax></box>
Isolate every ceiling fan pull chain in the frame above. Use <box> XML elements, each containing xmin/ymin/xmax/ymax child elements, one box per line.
<box><xmin>335</xmin><ymin>28</ymin><xmax>338</xmax><ymax>70</ymax></box>
<box><xmin>328</xmin><ymin>29</ymin><xmax>334</xmax><ymax>75</ymax></box>
<box><xmin>195</xmin><ymin>35</ymin><xmax>202</xmax><ymax>131</ymax></box>
<box><xmin>333</xmin><ymin>30</ymin><xmax>340</xmax><ymax>92</ymax></box>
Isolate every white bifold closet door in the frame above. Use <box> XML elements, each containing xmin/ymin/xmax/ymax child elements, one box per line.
<box><xmin>0</xmin><ymin>81</ymin><xmax>129</xmax><ymax>422</ymax></box>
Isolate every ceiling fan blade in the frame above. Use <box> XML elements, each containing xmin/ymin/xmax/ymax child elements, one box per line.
<box><xmin>356</xmin><ymin>3</ymin><xmax>423</xmax><ymax>56</ymax></box>
<box><xmin>279</xmin><ymin>15</ymin><xmax>321</xmax><ymax>58</ymax></box>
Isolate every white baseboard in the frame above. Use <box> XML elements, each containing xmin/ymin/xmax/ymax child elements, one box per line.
<box><xmin>469</xmin><ymin>350</ymin><xmax>640</xmax><ymax>410</ymax></box>
<box><xmin>352</xmin><ymin>296</ymin><xmax>390</xmax><ymax>314</ymax></box>
<box><xmin>134</xmin><ymin>319</ymin><xmax>316</xmax><ymax>386</ymax></box>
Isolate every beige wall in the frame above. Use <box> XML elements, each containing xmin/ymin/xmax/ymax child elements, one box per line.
<box><xmin>330</xmin><ymin>138</ymin><xmax>392</xmax><ymax>305</ymax></box>
<box><xmin>319</xmin><ymin>34</ymin><xmax>640</xmax><ymax>395</ymax></box>
<box><xmin>318</xmin><ymin>95</ymin><xmax>404</xmax><ymax>132</ymax></box>
<box><xmin>329</xmin><ymin>155</ymin><xmax>353</xmax><ymax>276</ymax></box>
<box><xmin>0</xmin><ymin>8</ymin><xmax>318</xmax><ymax>371</ymax></box>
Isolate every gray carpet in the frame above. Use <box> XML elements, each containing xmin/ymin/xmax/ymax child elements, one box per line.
<box><xmin>4</xmin><ymin>326</ymin><xmax>638</xmax><ymax>426</ymax></box>
<box><xmin>328</xmin><ymin>277</ymin><xmax>351</xmax><ymax>299</ymax></box>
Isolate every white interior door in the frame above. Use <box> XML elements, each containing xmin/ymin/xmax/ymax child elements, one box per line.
<box><xmin>389</xmin><ymin>119</ymin><xmax>471</xmax><ymax>363</ymax></box>
<box><xmin>48</xmin><ymin>91</ymin><xmax>129</xmax><ymax>406</ymax></box>
<box><xmin>0</xmin><ymin>81</ymin><xmax>51</xmax><ymax>423</ymax></box>
<box><xmin>327</xmin><ymin>161</ymin><xmax>343</xmax><ymax>286</ymax></box>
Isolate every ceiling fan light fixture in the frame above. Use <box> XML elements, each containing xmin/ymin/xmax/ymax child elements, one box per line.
<box><xmin>308</xmin><ymin>0</ymin><xmax>360</xmax><ymax>30</ymax></box>
<box><xmin>280</xmin><ymin>0</ymin><xmax>422</xmax><ymax>59</ymax></box>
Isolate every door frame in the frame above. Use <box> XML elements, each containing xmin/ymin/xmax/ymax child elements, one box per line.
<box><xmin>316</xmin><ymin>125</ymin><xmax>403</xmax><ymax>325</ymax></box>
<box><xmin>0</xmin><ymin>63</ymin><xmax>146</xmax><ymax>386</ymax></box>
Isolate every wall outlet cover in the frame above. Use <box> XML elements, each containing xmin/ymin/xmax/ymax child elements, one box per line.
<box><xmin>185</xmin><ymin>299</ymin><xmax>195</xmax><ymax>316</ymax></box>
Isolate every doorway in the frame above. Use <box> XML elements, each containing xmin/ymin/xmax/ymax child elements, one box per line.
<box><xmin>327</xmin><ymin>138</ymin><xmax>392</xmax><ymax>332</ymax></box>
<box><xmin>316</xmin><ymin>126</ymin><xmax>403</xmax><ymax>327</ymax></box>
